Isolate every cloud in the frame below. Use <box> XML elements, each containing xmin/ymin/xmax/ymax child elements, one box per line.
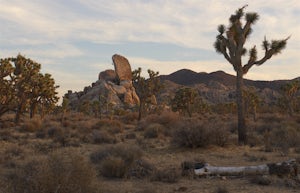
<box><xmin>0</xmin><ymin>0</ymin><xmax>299</xmax><ymax>102</ymax></box>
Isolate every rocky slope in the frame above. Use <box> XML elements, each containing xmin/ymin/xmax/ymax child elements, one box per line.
<box><xmin>159</xmin><ymin>69</ymin><xmax>297</xmax><ymax>105</ymax></box>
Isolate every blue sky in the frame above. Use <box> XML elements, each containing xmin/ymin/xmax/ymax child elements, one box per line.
<box><xmin>1</xmin><ymin>0</ymin><xmax>299</xmax><ymax>100</ymax></box>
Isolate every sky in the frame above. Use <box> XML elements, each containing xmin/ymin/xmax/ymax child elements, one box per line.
<box><xmin>1</xmin><ymin>0</ymin><xmax>299</xmax><ymax>101</ymax></box>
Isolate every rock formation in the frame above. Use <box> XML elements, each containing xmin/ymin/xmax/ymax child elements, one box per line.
<box><xmin>112</xmin><ymin>54</ymin><xmax>133</xmax><ymax>81</ymax></box>
<box><xmin>65</xmin><ymin>54</ymin><xmax>139</xmax><ymax>110</ymax></box>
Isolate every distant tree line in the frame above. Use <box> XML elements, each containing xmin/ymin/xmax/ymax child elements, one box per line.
<box><xmin>0</xmin><ymin>54</ymin><xmax>59</xmax><ymax>122</ymax></box>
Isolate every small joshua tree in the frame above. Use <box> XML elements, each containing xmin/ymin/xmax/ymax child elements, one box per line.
<box><xmin>132</xmin><ymin>68</ymin><xmax>162</xmax><ymax>120</ymax></box>
<box><xmin>214</xmin><ymin>5</ymin><xmax>289</xmax><ymax>144</ymax></box>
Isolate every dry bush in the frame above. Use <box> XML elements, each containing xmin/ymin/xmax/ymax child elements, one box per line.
<box><xmin>90</xmin><ymin>144</ymin><xmax>143</xmax><ymax>178</ymax></box>
<box><xmin>100</xmin><ymin>156</ymin><xmax>127</xmax><ymax>178</ymax></box>
<box><xmin>250</xmin><ymin>175</ymin><xmax>272</xmax><ymax>186</ymax></box>
<box><xmin>4</xmin><ymin>144</ymin><xmax>24</xmax><ymax>158</ymax></box>
<box><xmin>21</xmin><ymin>118</ymin><xmax>42</xmax><ymax>132</ymax></box>
<box><xmin>172</xmin><ymin>120</ymin><xmax>230</xmax><ymax>148</ymax></box>
<box><xmin>139</xmin><ymin>110</ymin><xmax>180</xmax><ymax>130</ymax></box>
<box><xmin>214</xmin><ymin>186</ymin><xmax>230</xmax><ymax>193</ymax></box>
<box><xmin>121</xmin><ymin>112</ymin><xmax>139</xmax><ymax>124</ymax></box>
<box><xmin>4</xmin><ymin>149</ymin><xmax>99</xmax><ymax>193</ymax></box>
<box><xmin>90</xmin><ymin>130</ymin><xmax>117</xmax><ymax>144</ymax></box>
<box><xmin>151</xmin><ymin>168</ymin><xmax>180</xmax><ymax>183</ymax></box>
<box><xmin>143</xmin><ymin>123</ymin><xmax>164</xmax><ymax>139</ymax></box>
<box><xmin>172</xmin><ymin>120</ymin><xmax>210</xmax><ymax>148</ymax></box>
<box><xmin>269</xmin><ymin>126</ymin><xmax>300</xmax><ymax>153</ymax></box>
<box><xmin>93</xmin><ymin>119</ymin><xmax>124</xmax><ymax>134</ymax></box>
<box><xmin>128</xmin><ymin>159</ymin><xmax>155</xmax><ymax>179</ymax></box>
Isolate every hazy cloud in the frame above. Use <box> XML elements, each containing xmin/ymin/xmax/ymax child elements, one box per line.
<box><xmin>1</xmin><ymin>0</ymin><xmax>299</xmax><ymax>99</ymax></box>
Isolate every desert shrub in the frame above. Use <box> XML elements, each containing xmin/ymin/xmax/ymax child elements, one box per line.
<box><xmin>121</xmin><ymin>112</ymin><xmax>139</xmax><ymax>124</ymax></box>
<box><xmin>214</xmin><ymin>186</ymin><xmax>230</xmax><ymax>193</ymax></box>
<box><xmin>90</xmin><ymin>144</ymin><xmax>143</xmax><ymax>178</ymax></box>
<box><xmin>138</xmin><ymin>110</ymin><xmax>180</xmax><ymax>130</ymax></box>
<box><xmin>143</xmin><ymin>123</ymin><xmax>164</xmax><ymax>139</ymax></box>
<box><xmin>172</xmin><ymin>120</ymin><xmax>211</xmax><ymax>148</ymax></box>
<box><xmin>210</xmin><ymin>124</ymin><xmax>230</xmax><ymax>147</ymax></box>
<box><xmin>90</xmin><ymin>130</ymin><xmax>116</xmax><ymax>144</ymax></box>
<box><xmin>172</xmin><ymin>120</ymin><xmax>230</xmax><ymax>148</ymax></box>
<box><xmin>125</xmin><ymin>132</ymin><xmax>137</xmax><ymax>139</ymax></box>
<box><xmin>128</xmin><ymin>159</ymin><xmax>155</xmax><ymax>179</ymax></box>
<box><xmin>269</xmin><ymin>126</ymin><xmax>300</xmax><ymax>153</ymax></box>
<box><xmin>151</xmin><ymin>168</ymin><xmax>180</xmax><ymax>183</ymax></box>
<box><xmin>21</xmin><ymin>118</ymin><xmax>42</xmax><ymax>132</ymax></box>
<box><xmin>100</xmin><ymin>156</ymin><xmax>127</xmax><ymax>178</ymax></box>
<box><xmin>93</xmin><ymin>119</ymin><xmax>124</xmax><ymax>134</ymax></box>
<box><xmin>250</xmin><ymin>176</ymin><xmax>272</xmax><ymax>186</ymax></box>
<box><xmin>4</xmin><ymin>149</ymin><xmax>99</xmax><ymax>193</ymax></box>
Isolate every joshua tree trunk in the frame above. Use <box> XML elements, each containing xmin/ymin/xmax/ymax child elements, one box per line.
<box><xmin>236</xmin><ymin>70</ymin><xmax>247</xmax><ymax>145</ymax></box>
<box><xmin>138</xmin><ymin>101</ymin><xmax>144</xmax><ymax>121</ymax></box>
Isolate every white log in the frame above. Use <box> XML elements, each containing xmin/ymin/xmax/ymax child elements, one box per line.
<box><xmin>195</xmin><ymin>164</ymin><xmax>269</xmax><ymax>176</ymax></box>
<box><xmin>194</xmin><ymin>159</ymin><xmax>297</xmax><ymax>177</ymax></box>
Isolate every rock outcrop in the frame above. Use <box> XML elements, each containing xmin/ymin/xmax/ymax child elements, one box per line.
<box><xmin>112</xmin><ymin>54</ymin><xmax>133</xmax><ymax>81</ymax></box>
<box><xmin>65</xmin><ymin>54</ymin><xmax>139</xmax><ymax>110</ymax></box>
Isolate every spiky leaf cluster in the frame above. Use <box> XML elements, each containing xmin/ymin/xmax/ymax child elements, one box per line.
<box><xmin>214</xmin><ymin>5</ymin><xmax>289</xmax><ymax>75</ymax></box>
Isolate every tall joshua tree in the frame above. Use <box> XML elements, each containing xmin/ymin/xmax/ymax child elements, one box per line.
<box><xmin>214</xmin><ymin>5</ymin><xmax>289</xmax><ymax>144</ymax></box>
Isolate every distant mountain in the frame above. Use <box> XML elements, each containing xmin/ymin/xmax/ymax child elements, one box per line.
<box><xmin>159</xmin><ymin>69</ymin><xmax>291</xmax><ymax>90</ymax></box>
<box><xmin>158</xmin><ymin>69</ymin><xmax>298</xmax><ymax>104</ymax></box>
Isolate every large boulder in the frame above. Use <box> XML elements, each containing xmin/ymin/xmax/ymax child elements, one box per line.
<box><xmin>112</xmin><ymin>54</ymin><xmax>133</xmax><ymax>81</ymax></box>
<box><xmin>99</xmin><ymin>69</ymin><xmax>117</xmax><ymax>82</ymax></box>
<box><xmin>65</xmin><ymin>54</ymin><xmax>140</xmax><ymax>110</ymax></box>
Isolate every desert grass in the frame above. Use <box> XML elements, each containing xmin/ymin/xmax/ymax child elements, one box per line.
<box><xmin>0</xmin><ymin>111</ymin><xmax>300</xmax><ymax>193</ymax></box>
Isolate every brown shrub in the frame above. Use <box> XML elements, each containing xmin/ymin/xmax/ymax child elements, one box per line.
<box><xmin>143</xmin><ymin>123</ymin><xmax>164</xmax><ymax>139</ymax></box>
<box><xmin>172</xmin><ymin>120</ymin><xmax>230</xmax><ymax>148</ymax></box>
<box><xmin>214</xmin><ymin>186</ymin><xmax>230</xmax><ymax>193</ymax></box>
<box><xmin>151</xmin><ymin>168</ymin><xmax>180</xmax><ymax>183</ymax></box>
<box><xmin>269</xmin><ymin>126</ymin><xmax>300</xmax><ymax>154</ymax></box>
<box><xmin>172</xmin><ymin>120</ymin><xmax>211</xmax><ymax>148</ymax></box>
<box><xmin>21</xmin><ymin>118</ymin><xmax>42</xmax><ymax>132</ymax></box>
<box><xmin>139</xmin><ymin>110</ymin><xmax>180</xmax><ymax>129</ymax></box>
<box><xmin>100</xmin><ymin>156</ymin><xmax>127</xmax><ymax>178</ymax></box>
<box><xmin>4</xmin><ymin>149</ymin><xmax>99</xmax><ymax>193</ymax></box>
<box><xmin>250</xmin><ymin>176</ymin><xmax>272</xmax><ymax>186</ymax></box>
<box><xmin>121</xmin><ymin>112</ymin><xmax>138</xmax><ymax>124</ymax></box>
<box><xmin>90</xmin><ymin>144</ymin><xmax>143</xmax><ymax>178</ymax></box>
<box><xmin>93</xmin><ymin>119</ymin><xmax>124</xmax><ymax>134</ymax></box>
<box><xmin>90</xmin><ymin>130</ymin><xmax>117</xmax><ymax>144</ymax></box>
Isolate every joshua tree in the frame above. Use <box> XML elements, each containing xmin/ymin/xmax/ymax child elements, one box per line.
<box><xmin>0</xmin><ymin>58</ymin><xmax>15</xmax><ymax>117</ymax></box>
<box><xmin>171</xmin><ymin>87</ymin><xmax>197</xmax><ymax>117</ymax></box>
<box><xmin>243</xmin><ymin>87</ymin><xmax>260</xmax><ymax>121</ymax></box>
<box><xmin>0</xmin><ymin>54</ymin><xmax>59</xmax><ymax>122</ymax></box>
<box><xmin>279</xmin><ymin>80</ymin><xmax>300</xmax><ymax>116</ymax></box>
<box><xmin>132</xmin><ymin>68</ymin><xmax>162</xmax><ymax>120</ymax></box>
<box><xmin>214</xmin><ymin>5</ymin><xmax>289</xmax><ymax>144</ymax></box>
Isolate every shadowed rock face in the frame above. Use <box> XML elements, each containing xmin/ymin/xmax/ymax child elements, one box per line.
<box><xmin>112</xmin><ymin>54</ymin><xmax>133</xmax><ymax>81</ymax></box>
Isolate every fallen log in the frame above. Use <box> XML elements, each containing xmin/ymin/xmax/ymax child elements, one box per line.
<box><xmin>190</xmin><ymin>159</ymin><xmax>298</xmax><ymax>177</ymax></box>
